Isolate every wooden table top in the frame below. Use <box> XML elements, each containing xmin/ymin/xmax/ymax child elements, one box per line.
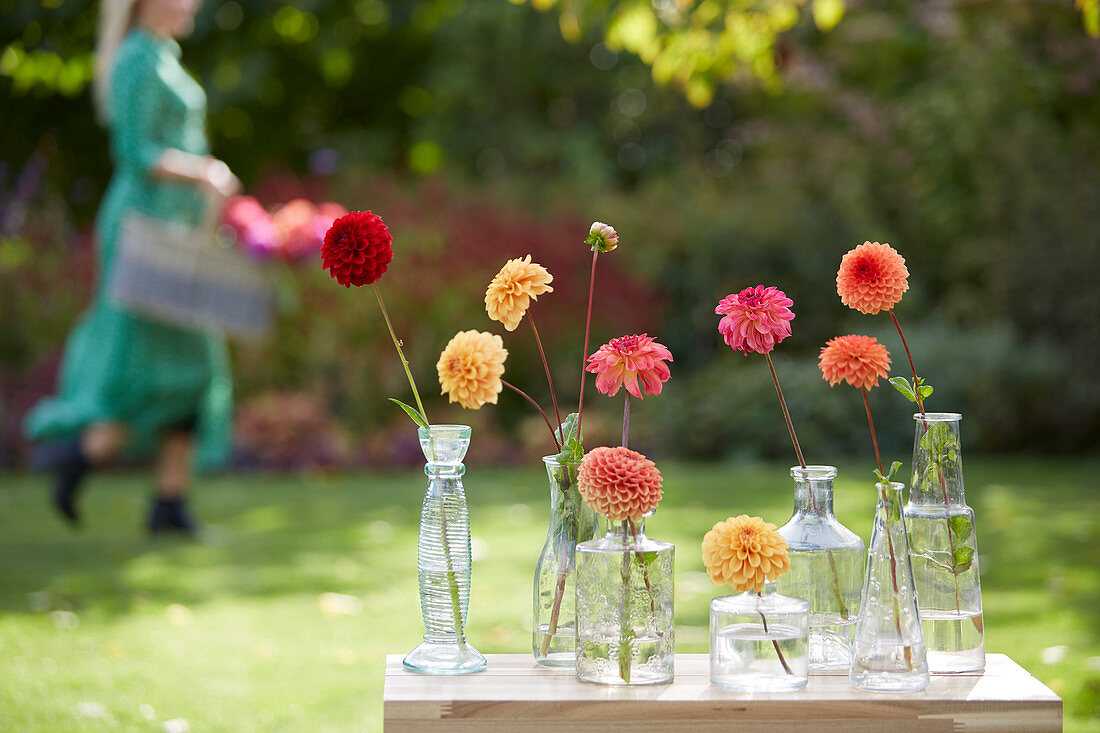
<box><xmin>383</xmin><ymin>652</ymin><xmax>1061</xmax><ymax>732</ymax></box>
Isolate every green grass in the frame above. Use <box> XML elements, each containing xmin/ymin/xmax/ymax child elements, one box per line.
<box><xmin>1</xmin><ymin>457</ymin><xmax>1097</xmax><ymax>731</ymax></box>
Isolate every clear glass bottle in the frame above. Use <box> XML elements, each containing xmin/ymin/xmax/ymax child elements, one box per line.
<box><xmin>905</xmin><ymin>412</ymin><xmax>985</xmax><ymax>673</ymax></box>
<box><xmin>575</xmin><ymin>519</ymin><xmax>674</xmax><ymax>685</ymax></box>
<box><xmin>850</xmin><ymin>481</ymin><xmax>929</xmax><ymax>692</ymax></box>
<box><xmin>532</xmin><ymin>456</ymin><xmax>600</xmax><ymax>668</ymax></box>
<box><xmin>710</xmin><ymin>582</ymin><xmax>809</xmax><ymax>692</ymax></box>
<box><xmin>402</xmin><ymin>425</ymin><xmax>487</xmax><ymax>675</ymax></box>
<box><xmin>776</xmin><ymin>465</ymin><xmax>865</xmax><ymax>670</ymax></box>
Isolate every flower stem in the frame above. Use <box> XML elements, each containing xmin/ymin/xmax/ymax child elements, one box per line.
<box><xmin>437</xmin><ymin>498</ymin><xmax>465</xmax><ymax>645</ymax></box>
<box><xmin>528</xmin><ymin>314</ymin><xmax>563</xmax><ymax>436</ymax></box>
<box><xmin>756</xmin><ymin>593</ymin><xmax>793</xmax><ymax>675</ymax></box>
<box><xmin>621</xmin><ymin>393</ymin><xmax>631</xmax><ymax>449</ymax></box>
<box><xmin>577</xmin><ymin>250</ymin><xmax>599</xmax><ymax>438</ymax></box>
<box><xmin>502</xmin><ymin>379</ymin><xmax>561</xmax><ymax>452</ymax></box>
<box><xmin>862</xmin><ymin>389</ymin><xmax>883</xmax><ymax>475</ymax></box>
<box><xmin>618</xmin><ymin>519</ymin><xmax>634</xmax><ymax>683</ymax></box>
<box><xmin>889</xmin><ymin>310</ymin><xmax>924</xmax><ymax>416</ymax></box>
<box><xmin>764</xmin><ymin>353</ymin><xmax>806</xmax><ymax>469</ymax></box>
<box><xmin>373</xmin><ymin>284</ymin><xmax>428</xmax><ymax>425</ymax></box>
<box><xmin>540</xmin><ymin>570</ymin><xmax>569</xmax><ymax>657</ymax></box>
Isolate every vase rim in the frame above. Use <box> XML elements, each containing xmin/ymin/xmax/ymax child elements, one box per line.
<box><xmin>417</xmin><ymin>424</ymin><xmax>471</xmax><ymax>435</ymax></box>
<box><xmin>790</xmin><ymin>465</ymin><xmax>837</xmax><ymax>479</ymax></box>
<box><xmin>913</xmin><ymin>412</ymin><xmax>962</xmax><ymax>422</ymax></box>
<box><xmin>542</xmin><ymin>454</ymin><xmax>582</xmax><ymax>465</ymax></box>
<box><xmin>875</xmin><ymin>481</ymin><xmax>905</xmax><ymax>492</ymax></box>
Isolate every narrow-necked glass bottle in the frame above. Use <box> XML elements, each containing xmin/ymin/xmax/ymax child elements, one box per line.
<box><xmin>905</xmin><ymin>412</ymin><xmax>985</xmax><ymax>673</ymax></box>
<box><xmin>776</xmin><ymin>465</ymin><xmax>865</xmax><ymax>670</ymax></box>
<box><xmin>850</xmin><ymin>481</ymin><xmax>929</xmax><ymax>692</ymax></box>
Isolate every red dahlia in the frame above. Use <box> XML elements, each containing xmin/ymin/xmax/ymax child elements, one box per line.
<box><xmin>321</xmin><ymin>210</ymin><xmax>394</xmax><ymax>287</ymax></box>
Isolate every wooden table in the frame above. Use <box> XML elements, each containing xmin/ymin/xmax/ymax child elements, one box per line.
<box><xmin>383</xmin><ymin>653</ymin><xmax>1061</xmax><ymax>732</ymax></box>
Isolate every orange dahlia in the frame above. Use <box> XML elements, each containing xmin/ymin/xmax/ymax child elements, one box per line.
<box><xmin>577</xmin><ymin>446</ymin><xmax>663</xmax><ymax>521</ymax></box>
<box><xmin>702</xmin><ymin>515</ymin><xmax>790</xmax><ymax>592</ymax></box>
<box><xmin>818</xmin><ymin>334</ymin><xmax>892</xmax><ymax>391</ymax></box>
<box><xmin>484</xmin><ymin>255</ymin><xmax>554</xmax><ymax>331</ymax></box>
<box><xmin>437</xmin><ymin>331</ymin><xmax>508</xmax><ymax>409</ymax></box>
<box><xmin>836</xmin><ymin>241</ymin><xmax>909</xmax><ymax>315</ymax></box>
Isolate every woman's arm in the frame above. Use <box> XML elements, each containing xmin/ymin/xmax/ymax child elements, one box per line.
<box><xmin>153</xmin><ymin>150</ymin><xmax>240</xmax><ymax>199</ymax></box>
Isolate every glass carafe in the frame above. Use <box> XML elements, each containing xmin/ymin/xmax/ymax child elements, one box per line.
<box><xmin>532</xmin><ymin>456</ymin><xmax>599</xmax><ymax>668</ymax></box>
<box><xmin>905</xmin><ymin>412</ymin><xmax>985</xmax><ymax>673</ymax></box>
<box><xmin>402</xmin><ymin>425</ymin><xmax>487</xmax><ymax>675</ymax></box>
<box><xmin>776</xmin><ymin>465</ymin><xmax>865</xmax><ymax>670</ymax></box>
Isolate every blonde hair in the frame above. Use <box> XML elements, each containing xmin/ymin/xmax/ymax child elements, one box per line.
<box><xmin>94</xmin><ymin>0</ymin><xmax>139</xmax><ymax>123</ymax></box>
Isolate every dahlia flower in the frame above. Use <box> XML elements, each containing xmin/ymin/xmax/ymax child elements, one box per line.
<box><xmin>437</xmin><ymin>331</ymin><xmax>508</xmax><ymax>410</ymax></box>
<box><xmin>585</xmin><ymin>334</ymin><xmax>673</xmax><ymax>399</ymax></box>
<box><xmin>819</xmin><ymin>335</ymin><xmax>892</xmax><ymax>391</ymax></box>
<box><xmin>836</xmin><ymin>241</ymin><xmax>910</xmax><ymax>315</ymax></box>
<box><xmin>321</xmin><ymin>210</ymin><xmax>393</xmax><ymax>287</ymax></box>
<box><xmin>577</xmin><ymin>446</ymin><xmax>663</xmax><ymax>521</ymax></box>
<box><xmin>585</xmin><ymin>221</ymin><xmax>619</xmax><ymax>253</ymax></box>
<box><xmin>702</xmin><ymin>515</ymin><xmax>791</xmax><ymax>593</ymax></box>
<box><xmin>484</xmin><ymin>255</ymin><xmax>554</xmax><ymax>331</ymax></box>
<box><xmin>715</xmin><ymin>285</ymin><xmax>795</xmax><ymax>356</ymax></box>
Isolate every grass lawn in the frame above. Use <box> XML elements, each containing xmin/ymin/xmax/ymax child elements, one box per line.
<box><xmin>0</xmin><ymin>456</ymin><xmax>1097</xmax><ymax>732</ymax></box>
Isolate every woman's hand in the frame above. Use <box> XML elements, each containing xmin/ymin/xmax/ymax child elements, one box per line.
<box><xmin>201</xmin><ymin>158</ymin><xmax>241</xmax><ymax>200</ymax></box>
<box><xmin>153</xmin><ymin>150</ymin><xmax>240</xmax><ymax>200</ymax></box>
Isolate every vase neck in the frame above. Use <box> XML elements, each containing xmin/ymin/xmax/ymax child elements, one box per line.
<box><xmin>605</xmin><ymin>518</ymin><xmax>646</xmax><ymax>540</ymax></box>
<box><xmin>543</xmin><ymin>456</ymin><xmax>584</xmax><ymax>514</ymax></box>
<box><xmin>790</xmin><ymin>465</ymin><xmax>837</xmax><ymax>517</ymax></box>
<box><xmin>910</xmin><ymin>413</ymin><xmax>965</xmax><ymax>505</ymax></box>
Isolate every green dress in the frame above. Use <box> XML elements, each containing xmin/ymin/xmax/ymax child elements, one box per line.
<box><xmin>25</xmin><ymin>28</ymin><xmax>232</xmax><ymax>469</ymax></box>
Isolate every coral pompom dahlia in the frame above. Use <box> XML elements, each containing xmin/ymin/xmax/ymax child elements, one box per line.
<box><xmin>819</xmin><ymin>334</ymin><xmax>892</xmax><ymax>391</ymax></box>
<box><xmin>321</xmin><ymin>210</ymin><xmax>393</xmax><ymax>287</ymax></box>
<box><xmin>484</xmin><ymin>255</ymin><xmax>554</xmax><ymax>331</ymax></box>
<box><xmin>702</xmin><ymin>515</ymin><xmax>790</xmax><ymax>593</ymax></box>
<box><xmin>836</xmin><ymin>241</ymin><xmax>909</xmax><ymax>315</ymax></box>
<box><xmin>578</xmin><ymin>446</ymin><xmax>663</xmax><ymax>522</ymax></box>
<box><xmin>437</xmin><ymin>331</ymin><xmax>508</xmax><ymax>410</ymax></box>
<box><xmin>715</xmin><ymin>285</ymin><xmax>795</xmax><ymax>356</ymax></box>
<box><xmin>586</xmin><ymin>334</ymin><xmax>673</xmax><ymax>399</ymax></box>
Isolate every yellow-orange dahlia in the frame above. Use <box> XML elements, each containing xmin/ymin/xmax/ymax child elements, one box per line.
<box><xmin>484</xmin><ymin>255</ymin><xmax>554</xmax><ymax>331</ymax></box>
<box><xmin>437</xmin><ymin>330</ymin><xmax>508</xmax><ymax>410</ymax></box>
<box><xmin>702</xmin><ymin>515</ymin><xmax>790</xmax><ymax>592</ymax></box>
<box><xmin>819</xmin><ymin>334</ymin><xmax>892</xmax><ymax>391</ymax></box>
<box><xmin>577</xmin><ymin>446</ymin><xmax>663</xmax><ymax>521</ymax></box>
<box><xmin>836</xmin><ymin>241</ymin><xmax>909</xmax><ymax>315</ymax></box>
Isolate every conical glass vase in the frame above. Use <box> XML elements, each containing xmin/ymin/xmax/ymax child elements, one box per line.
<box><xmin>710</xmin><ymin>582</ymin><xmax>809</xmax><ymax>692</ymax></box>
<box><xmin>776</xmin><ymin>465</ymin><xmax>865</xmax><ymax>670</ymax></box>
<box><xmin>575</xmin><ymin>519</ymin><xmax>674</xmax><ymax>686</ymax></box>
<box><xmin>532</xmin><ymin>456</ymin><xmax>600</xmax><ymax>668</ymax></box>
<box><xmin>849</xmin><ymin>481</ymin><xmax>929</xmax><ymax>692</ymax></box>
<box><xmin>906</xmin><ymin>412</ymin><xmax>985</xmax><ymax>673</ymax></box>
<box><xmin>402</xmin><ymin>425</ymin><xmax>486</xmax><ymax>675</ymax></box>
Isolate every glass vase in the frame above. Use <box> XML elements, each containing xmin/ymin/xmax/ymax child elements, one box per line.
<box><xmin>402</xmin><ymin>425</ymin><xmax>487</xmax><ymax>675</ymax></box>
<box><xmin>905</xmin><ymin>412</ymin><xmax>985</xmax><ymax>673</ymax></box>
<box><xmin>776</xmin><ymin>465</ymin><xmax>865</xmax><ymax>670</ymax></box>
<box><xmin>850</xmin><ymin>481</ymin><xmax>929</xmax><ymax>692</ymax></box>
<box><xmin>710</xmin><ymin>582</ymin><xmax>809</xmax><ymax>692</ymax></box>
<box><xmin>575</xmin><ymin>519</ymin><xmax>674</xmax><ymax>686</ymax></box>
<box><xmin>532</xmin><ymin>456</ymin><xmax>600</xmax><ymax>668</ymax></box>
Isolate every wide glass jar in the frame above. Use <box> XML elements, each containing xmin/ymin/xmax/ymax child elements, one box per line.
<box><xmin>710</xmin><ymin>582</ymin><xmax>809</xmax><ymax>692</ymax></box>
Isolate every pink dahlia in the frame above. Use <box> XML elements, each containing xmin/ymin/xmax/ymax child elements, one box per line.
<box><xmin>715</xmin><ymin>285</ymin><xmax>795</xmax><ymax>356</ymax></box>
<box><xmin>321</xmin><ymin>210</ymin><xmax>393</xmax><ymax>287</ymax></box>
<box><xmin>585</xmin><ymin>333</ymin><xmax>673</xmax><ymax>399</ymax></box>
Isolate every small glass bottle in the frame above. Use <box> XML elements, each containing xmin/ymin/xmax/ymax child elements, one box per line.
<box><xmin>402</xmin><ymin>425</ymin><xmax>487</xmax><ymax>675</ymax></box>
<box><xmin>905</xmin><ymin>412</ymin><xmax>985</xmax><ymax>673</ymax></box>
<box><xmin>850</xmin><ymin>481</ymin><xmax>929</xmax><ymax>692</ymax></box>
<box><xmin>532</xmin><ymin>455</ymin><xmax>599</xmax><ymax>668</ymax></box>
<box><xmin>776</xmin><ymin>465</ymin><xmax>865</xmax><ymax>670</ymax></box>
<box><xmin>575</xmin><ymin>519</ymin><xmax>674</xmax><ymax>686</ymax></box>
<box><xmin>710</xmin><ymin>582</ymin><xmax>809</xmax><ymax>692</ymax></box>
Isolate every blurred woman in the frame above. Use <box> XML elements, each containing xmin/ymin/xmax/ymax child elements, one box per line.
<box><xmin>25</xmin><ymin>0</ymin><xmax>238</xmax><ymax>535</ymax></box>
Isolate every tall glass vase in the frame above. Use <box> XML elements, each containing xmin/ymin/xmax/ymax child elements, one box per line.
<box><xmin>576</xmin><ymin>519</ymin><xmax>674</xmax><ymax>686</ymax></box>
<box><xmin>402</xmin><ymin>425</ymin><xmax>487</xmax><ymax>675</ymax></box>
<box><xmin>776</xmin><ymin>466</ymin><xmax>865</xmax><ymax>670</ymax></box>
<box><xmin>533</xmin><ymin>456</ymin><xmax>600</xmax><ymax>668</ymax></box>
<box><xmin>849</xmin><ymin>481</ymin><xmax>929</xmax><ymax>692</ymax></box>
<box><xmin>905</xmin><ymin>412</ymin><xmax>985</xmax><ymax>673</ymax></box>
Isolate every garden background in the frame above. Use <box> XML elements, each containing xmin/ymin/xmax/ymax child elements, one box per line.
<box><xmin>1</xmin><ymin>1</ymin><xmax>1098</xmax><ymax>731</ymax></box>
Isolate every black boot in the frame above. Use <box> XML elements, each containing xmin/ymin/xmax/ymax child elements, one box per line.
<box><xmin>149</xmin><ymin>496</ymin><xmax>198</xmax><ymax>538</ymax></box>
<box><xmin>34</xmin><ymin>440</ymin><xmax>89</xmax><ymax>526</ymax></box>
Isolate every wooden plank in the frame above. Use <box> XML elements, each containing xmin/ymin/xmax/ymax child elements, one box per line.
<box><xmin>383</xmin><ymin>653</ymin><xmax>1062</xmax><ymax>732</ymax></box>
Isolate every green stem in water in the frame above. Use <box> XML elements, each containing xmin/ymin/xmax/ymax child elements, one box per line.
<box><xmin>437</xmin><ymin>501</ymin><xmax>465</xmax><ymax>645</ymax></box>
<box><xmin>618</xmin><ymin>519</ymin><xmax>635</xmax><ymax>684</ymax></box>
<box><xmin>757</xmin><ymin>594</ymin><xmax>793</xmax><ymax>675</ymax></box>
<box><xmin>373</xmin><ymin>284</ymin><xmax>428</xmax><ymax>425</ymax></box>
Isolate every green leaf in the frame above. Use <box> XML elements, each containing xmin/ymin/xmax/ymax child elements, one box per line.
<box><xmin>953</xmin><ymin>545</ymin><xmax>974</xmax><ymax>569</ymax></box>
<box><xmin>887</xmin><ymin>461</ymin><xmax>903</xmax><ymax>482</ymax></box>
<box><xmin>917</xmin><ymin>384</ymin><xmax>934</xmax><ymax>400</ymax></box>
<box><xmin>554</xmin><ymin>412</ymin><xmax>584</xmax><ymax>462</ymax></box>
<box><xmin>948</xmin><ymin>514</ymin><xmax>973</xmax><ymax>543</ymax></box>
<box><xmin>890</xmin><ymin>377</ymin><xmax>917</xmax><ymax>402</ymax></box>
<box><xmin>389</xmin><ymin>398</ymin><xmax>429</xmax><ymax>429</ymax></box>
